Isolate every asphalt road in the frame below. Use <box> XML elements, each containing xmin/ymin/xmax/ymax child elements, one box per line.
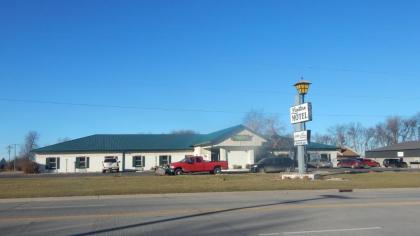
<box><xmin>1</xmin><ymin>188</ymin><xmax>420</xmax><ymax>236</ymax></box>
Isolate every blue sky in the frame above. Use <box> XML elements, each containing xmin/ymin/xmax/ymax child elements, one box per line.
<box><xmin>1</xmin><ymin>0</ymin><xmax>420</xmax><ymax>158</ymax></box>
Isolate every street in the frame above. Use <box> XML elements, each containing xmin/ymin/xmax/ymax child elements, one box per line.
<box><xmin>1</xmin><ymin>188</ymin><xmax>420</xmax><ymax>235</ymax></box>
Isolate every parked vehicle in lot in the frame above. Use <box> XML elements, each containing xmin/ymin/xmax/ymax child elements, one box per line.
<box><xmin>307</xmin><ymin>160</ymin><xmax>333</xmax><ymax>168</ymax></box>
<box><xmin>383</xmin><ymin>159</ymin><xmax>408</xmax><ymax>168</ymax></box>
<box><xmin>250</xmin><ymin>157</ymin><xmax>295</xmax><ymax>173</ymax></box>
<box><xmin>359</xmin><ymin>158</ymin><xmax>380</xmax><ymax>167</ymax></box>
<box><xmin>102</xmin><ymin>156</ymin><xmax>120</xmax><ymax>173</ymax></box>
<box><xmin>337</xmin><ymin>158</ymin><xmax>364</xmax><ymax>169</ymax></box>
<box><xmin>167</xmin><ymin>156</ymin><xmax>228</xmax><ymax>175</ymax></box>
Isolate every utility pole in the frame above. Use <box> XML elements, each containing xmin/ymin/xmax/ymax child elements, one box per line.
<box><xmin>6</xmin><ymin>145</ymin><xmax>12</xmax><ymax>168</ymax></box>
<box><xmin>13</xmin><ymin>144</ymin><xmax>18</xmax><ymax>171</ymax></box>
<box><xmin>418</xmin><ymin>127</ymin><xmax>420</xmax><ymax>141</ymax></box>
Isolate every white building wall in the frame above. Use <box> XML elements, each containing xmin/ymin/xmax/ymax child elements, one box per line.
<box><xmin>193</xmin><ymin>147</ymin><xmax>211</xmax><ymax>161</ymax></box>
<box><xmin>226</xmin><ymin>150</ymin><xmax>249</xmax><ymax>169</ymax></box>
<box><xmin>35</xmin><ymin>150</ymin><xmax>194</xmax><ymax>173</ymax></box>
<box><xmin>35</xmin><ymin>153</ymin><xmax>123</xmax><ymax>173</ymax></box>
<box><xmin>124</xmin><ymin>150</ymin><xmax>194</xmax><ymax>171</ymax></box>
<box><xmin>220</xmin><ymin>148</ymin><xmax>227</xmax><ymax>161</ymax></box>
<box><xmin>217</xmin><ymin>129</ymin><xmax>265</xmax><ymax>147</ymax></box>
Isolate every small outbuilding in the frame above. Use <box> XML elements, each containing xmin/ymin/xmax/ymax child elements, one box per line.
<box><xmin>338</xmin><ymin>147</ymin><xmax>360</xmax><ymax>159</ymax></box>
<box><xmin>365</xmin><ymin>141</ymin><xmax>420</xmax><ymax>168</ymax></box>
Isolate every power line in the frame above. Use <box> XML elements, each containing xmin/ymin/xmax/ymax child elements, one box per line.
<box><xmin>258</xmin><ymin>63</ymin><xmax>420</xmax><ymax>78</ymax></box>
<box><xmin>117</xmin><ymin>84</ymin><xmax>420</xmax><ymax>100</ymax></box>
<box><xmin>0</xmin><ymin>97</ymin><xmax>412</xmax><ymax>118</ymax></box>
<box><xmin>0</xmin><ymin>97</ymin><xmax>249</xmax><ymax>114</ymax></box>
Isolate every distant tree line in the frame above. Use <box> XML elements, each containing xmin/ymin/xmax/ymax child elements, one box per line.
<box><xmin>313</xmin><ymin>113</ymin><xmax>420</xmax><ymax>155</ymax></box>
<box><xmin>242</xmin><ymin>110</ymin><xmax>420</xmax><ymax>158</ymax></box>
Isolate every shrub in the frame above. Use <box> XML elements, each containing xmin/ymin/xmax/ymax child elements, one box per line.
<box><xmin>19</xmin><ymin>159</ymin><xmax>40</xmax><ymax>174</ymax></box>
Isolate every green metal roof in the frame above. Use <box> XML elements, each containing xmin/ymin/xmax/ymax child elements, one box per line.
<box><xmin>270</xmin><ymin>136</ymin><xmax>339</xmax><ymax>151</ymax></box>
<box><xmin>33</xmin><ymin>124</ymin><xmax>335</xmax><ymax>154</ymax></box>
<box><xmin>192</xmin><ymin>125</ymin><xmax>256</xmax><ymax>146</ymax></box>
<box><xmin>33</xmin><ymin>125</ymin><xmax>252</xmax><ymax>154</ymax></box>
<box><xmin>307</xmin><ymin>142</ymin><xmax>339</xmax><ymax>151</ymax></box>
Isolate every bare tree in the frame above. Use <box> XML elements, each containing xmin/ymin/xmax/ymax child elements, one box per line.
<box><xmin>346</xmin><ymin>122</ymin><xmax>366</xmax><ymax>154</ymax></box>
<box><xmin>243</xmin><ymin>110</ymin><xmax>285</xmax><ymax>136</ymax></box>
<box><xmin>364</xmin><ymin>127</ymin><xmax>376</xmax><ymax>151</ymax></box>
<box><xmin>372</xmin><ymin>116</ymin><xmax>418</xmax><ymax>145</ymax></box>
<box><xmin>312</xmin><ymin>133</ymin><xmax>335</xmax><ymax>145</ymax></box>
<box><xmin>400</xmin><ymin>118</ymin><xmax>417</xmax><ymax>142</ymax></box>
<box><xmin>19</xmin><ymin>131</ymin><xmax>40</xmax><ymax>160</ymax></box>
<box><xmin>170</xmin><ymin>130</ymin><xmax>198</xmax><ymax>135</ymax></box>
<box><xmin>327</xmin><ymin>124</ymin><xmax>347</xmax><ymax>147</ymax></box>
<box><xmin>386</xmin><ymin>116</ymin><xmax>401</xmax><ymax>145</ymax></box>
<box><xmin>373</xmin><ymin>123</ymin><xmax>392</xmax><ymax>147</ymax></box>
<box><xmin>57</xmin><ymin>137</ymin><xmax>71</xmax><ymax>143</ymax></box>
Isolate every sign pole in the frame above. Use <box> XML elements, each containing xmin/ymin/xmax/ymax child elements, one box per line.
<box><xmin>296</xmin><ymin>94</ymin><xmax>306</xmax><ymax>174</ymax></box>
<box><xmin>291</xmin><ymin>79</ymin><xmax>311</xmax><ymax>176</ymax></box>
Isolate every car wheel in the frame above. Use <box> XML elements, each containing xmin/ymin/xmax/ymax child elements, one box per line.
<box><xmin>174</xmin><ymin>169</ymin><xmax>183</xmax><ymax>175</ymax></box>
<box><xmin>213</xmin><ymin>167</ymin><xmax>222</xmax><ymax>175</ymax></box>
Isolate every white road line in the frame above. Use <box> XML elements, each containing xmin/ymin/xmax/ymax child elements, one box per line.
<box><xmin>259</xmin><ymin>227</ymin><xmax>382</xmax><ymax>235</ymax></box>
<box><xmin>14</xmin><ymin>204</ymin><xmax>107</xmax><ymax>210</ymax></box>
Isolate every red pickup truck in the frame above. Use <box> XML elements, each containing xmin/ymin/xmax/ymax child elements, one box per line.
<box><xmin>168</xmin><ymin>156</ymin><xmax>228</xmax><ymax>175</ymax></box>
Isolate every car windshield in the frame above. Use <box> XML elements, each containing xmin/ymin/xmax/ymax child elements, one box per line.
<box><xmin>257</xmin><ymin>158</ymin><xmax>268</xmax><ymax>164</ymax></box>
<box><xmin>104</xmin><ymin>159</ymin><xmax>116</xmax><ymax>163</ymax></box>
<box><xmin>180</xmin><ymin>157</ymin><xmax>194</xmax><ymax>163</ymax></box>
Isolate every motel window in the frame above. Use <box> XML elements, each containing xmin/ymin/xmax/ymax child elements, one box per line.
<box><xmin>133</xmin><ymin>156</ymin><xmax>145</xmax><ymax>167</ymax></box>
<box><xmin>75</xmin><ymin>157</ymin><xmax>90</xmax><ymax>169</ymax></box>
<box><xmin>46</xmin><ymin>157</ymin><xmax>60</xmax><ymax>170</ymax></box>
<box><xmin>321</xmin><ymin>154</ymin><xmax>331</xmax><ymax>162</ymax></box>
<box><xmin>159</xmin><ymin>155</ymin><xmax>171</xmax><ymax>166</ymax></box>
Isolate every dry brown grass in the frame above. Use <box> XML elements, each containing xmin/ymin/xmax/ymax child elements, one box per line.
<box><xmin>1</xmin><ymin>172</ymin><xmax>420</xmax><ymax>198</ymax></box>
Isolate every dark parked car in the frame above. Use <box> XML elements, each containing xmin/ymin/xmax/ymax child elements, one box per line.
<box><xmin>337</xmin><ymin>158</ymin><xmax>364</xmax><ymax>168</ymax></box>
<box><xmin>251</xmin><ymin>157</ymin><xmax>295</xmax><ymax>173</ymax></box>
<box><xmin>383</xmin><ymin>159</ymin><xmax>408</xmax><ymax>168</ymax></box>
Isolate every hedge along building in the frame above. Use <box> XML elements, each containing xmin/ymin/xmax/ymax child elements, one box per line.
<box><xmin>365</xmin><ymin>141</ymin><xmax>420</xmax><ymax>168</ymax></box>
<box><xmin>33</xmin><ymin>125</ymin><xmax>267</xmax><ymax>173</ymax></box>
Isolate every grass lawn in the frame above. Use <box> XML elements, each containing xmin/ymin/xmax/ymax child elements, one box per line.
<box><xmin>1</xmin><ymin>172</ymin><xmax>420</xmax><ymax>198</ymax></box>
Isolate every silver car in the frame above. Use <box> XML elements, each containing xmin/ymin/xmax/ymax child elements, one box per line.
<box><xmin>102</xmin><ymin>157</ymin><xmax>120</xmax><ymax>173</ymax></box>
<box><xmin>307</xmin><ymin>160</ymin><xmax>333</xmax><ymax>168</ymax></box>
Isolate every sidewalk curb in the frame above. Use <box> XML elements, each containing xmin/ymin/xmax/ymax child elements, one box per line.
<box><xmin>1</xmin><ymin>187</ymin><xmax>420</xmax><ymax>203</ymax></box>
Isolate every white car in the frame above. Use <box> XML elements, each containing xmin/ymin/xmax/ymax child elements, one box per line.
<box><xmin>102</xmin><ymin>157</ymin><xmax>120</xmax><ymax>173</ymax></box>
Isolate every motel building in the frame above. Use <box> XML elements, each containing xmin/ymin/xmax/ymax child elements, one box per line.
<box><xmin>33</xmin><ymin>124</ymin><xmax>342</xmax><ymax>173</ymax></box>
<box><xmin>33</xmin><ymin>125</ymin><xmax>268</xmax><ymax>173</ymax></box>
